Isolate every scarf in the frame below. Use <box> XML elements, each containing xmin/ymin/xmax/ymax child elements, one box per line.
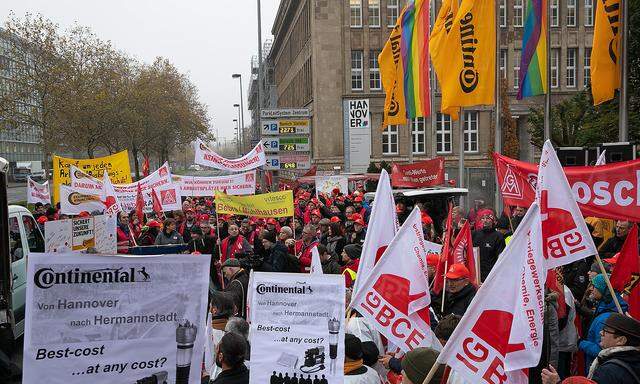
<box><xmin>211</xmin><ymin>318</ymin><xmax>227</xmax><ymax>331</ymax></box>
<box><xmin>344</xmin><ymin>359</ymin><xmax>364</xmax><ymax>374</ymax></box>
<box><xmin>587</xmin><ymin>345</ymin><xmax>640</xmax><ymax>378</ymax></box>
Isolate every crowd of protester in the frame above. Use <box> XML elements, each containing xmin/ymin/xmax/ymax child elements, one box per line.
<box><xmin>27</xmin><ymin>182</ymin><xmax>640</xmax><ymax>384</ymax></box>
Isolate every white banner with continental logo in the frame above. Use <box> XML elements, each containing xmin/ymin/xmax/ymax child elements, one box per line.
<box><xmin>23</xmin><ymin>252</ymin><xmax>210</xmax><ymax>384</ymax></box>
<box><xmin>249</xmin><ymin>272</ymin><xmax>346</xmax><ymax>384</ymax></box>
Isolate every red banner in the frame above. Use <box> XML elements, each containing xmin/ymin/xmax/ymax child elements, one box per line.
<box><xmin>390</xmin><ymin>157</ymin><xmax>445</xmax><ymax>188</ymax></box>
<box><xmin>493</xmin><ymin>152</ymin><xmax>640</xmax><ymax>221</ymax></box>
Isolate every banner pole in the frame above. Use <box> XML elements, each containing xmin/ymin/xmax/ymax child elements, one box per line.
<box><xmin>441</xmin><ymin>256</ymin><xmax>448</xmax><ymax>314</ymax></box>
<box><xmin>543</xmin><ymin>0</ymin><xmax>551</xmax><ymax>141</ymax></box>
<box><xmin>292</xmin><ymin>215</ymin><xmax>298</xmax><ymax>260</ymax></box>
<box><xmin>421</xmin><ymin>362</ymin><xmax>441</xmax><ymax>384</ymax></box>
<box><xmin>594</xmin><ymin>254</ymin><xmax>624</xmax><ymax>314</ymax></box>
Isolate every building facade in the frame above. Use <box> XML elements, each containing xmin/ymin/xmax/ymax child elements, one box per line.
<box><xmin>258</xmin><ymin>0</ymin><xmax>594</xmax><ymax>203</ymax></box>
<box><xmin>0</xmin><ymin>29</ymin><xmax>44</xmax><ymax>166</ymax></box>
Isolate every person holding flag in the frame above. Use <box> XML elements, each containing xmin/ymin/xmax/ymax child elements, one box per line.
<box><xmin>432</xmin><ymin>263</ymin><xmax>477</xmax><ymax>318</ymax></box>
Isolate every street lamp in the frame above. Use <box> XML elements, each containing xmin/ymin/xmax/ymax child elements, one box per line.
<box><xmin>231</xmin><ymin>74</ymin><xmax>245</xmax><ymax>151</ymax></box>
<box><xmin>233</xmin><ymin>103</ymin><xmax>241</xmax><ymax>152</ymax></box>
<box><xmin>233</xmin><ymin>119</ymin><xmax>239</xmax><ymax>156</ymax></box>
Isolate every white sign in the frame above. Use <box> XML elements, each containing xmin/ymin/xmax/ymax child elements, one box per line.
<box><xmin>265</xmin><ymin>154</ymin><xmax>312</xmax><ymax>170</ymax></box>
<box><xmin>173</xmin><ymin>171</ymin><xmax>256</xmax><ymax>197</ymax></box>
<box><xmin>249</xmin><ymin>272</ymin><xmax>345</xmax><ymax>384</ymax></box>
<box><xmin>194</xmin><ymin>138</ymin><xmax>266</xmax><ymax>172</ymax></box>
<box><xmin>27</xmin><ymin>177</ymin><xmax>51</xmax><ymax>205</ymax></box>
<box><xmin>261</xmin><ymin>108</ymin><xmax>310</xmax><ymax>118</ymax></box>
<box><xmin>45</xmin><ymin>215</ymin><xmax>117</xmax><ymax>254</ymax></box>
<box><xmin>24</xmin><ymin>252</ymin><xmax>210</xmax><ymax>384</ymax></box>
<box><xmin>345</xmin><ymin>99</ymin><xmax>371</xmax><ymax>173</ymax></box>
<box><xmin>315</xmin><ymin>176</ymin><xmax>349</xmax><ymax>196</ymax></box>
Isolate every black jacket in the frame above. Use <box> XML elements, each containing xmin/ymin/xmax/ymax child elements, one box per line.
<box><xmin>188</xmin><ymin>235</ymin><xmax>217</xmax><ymax>256</ymax></box>
<box><xmin>472</xmin><ymin>228</ymin><xmax>505</xmax><ymax>280</ymax></box>
<box><xmin>268</xmin><ymin>242</ymin><xmax>292</xmax><ymax>272</ymax></box>
<box><xmin>321</xmin><ymin>255</ymin><xmax>342</xmax><ymax>275</ymax></box>
<box><xmin>225</xmin><ymin>270</ymin><xmax>250</xmax><ymax>318</ymax></box>
<box><xmin>434</xmin><ymin>284</ymin><xmax>477</xmax><ymax>317</ymax></box>
<box><xmin>591</xmin><ymin>348</ymin><xmax>640</xmax><ymax>384</ymax></box>
<box><xmin>326</xmin><ymin>235</ymin><xmax>346</xmax><ymax>258</ymax></box>
<box><xmin>211</xmin><ymin>364</ymin><xmax>249</xmax><ymax>384</ymax></box>
<box><xmin>599</xmin><ymin>235</ymin><xmax>627</xmax><ymax>259</ymax></box>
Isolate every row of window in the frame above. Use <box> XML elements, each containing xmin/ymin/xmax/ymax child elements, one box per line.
<box><xmin>381</xmin><ymin>112</ymin><xmax>477</xmax><ymax>155</ymax></box>
<box><xmin>350</xmin><ymin>0</ymin><xmax>595</xmax><ymax>29</ymax></box>
<box><xmin>350</xmin><ymin>0</ymin><xmax>399</xmax><ymax>28</ymax></box>
<box><xmin>351</xmin><ymin>50</ymin><xmax>381</xmax><ymax>91</ymax></box>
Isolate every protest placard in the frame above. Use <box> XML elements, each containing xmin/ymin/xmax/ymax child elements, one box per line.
<box><xmin>215</xmin><ymin>190</ymin><xmax>294</xmax><ymax>218</ymax></box>
<box><xmin>44</xmin><ymin>215</ymin><xmax>116</xmax><ymax>254</ymax></box>
<box><xmin>249</xmin><ymin>272</ymin><xmax>345</xmax><ymax>384</ymax></box>
<box><xmin>27</xmin><ymin>177</ymin><xmax>51</xmax><ymax>205</ymax></box>
<box><xmin>315</xmin><ymin>176</ymin><xmax>349</xmax><ymax>197</ymax></box>
<box><xmin>23</xmin><ymin>252</ymin><xmax>210</xmax><ymax>384</ymax></box>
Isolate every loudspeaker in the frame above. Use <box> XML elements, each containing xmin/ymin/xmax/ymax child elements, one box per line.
<box><xmin>599</xmin><ymin>142</ymin><xmax>636</xmax><ymax>163</ymax></box>
<box><xmin>557</xmin><ymin>147</ymin><xmax>587</xmax><ymax>166</ymax></box>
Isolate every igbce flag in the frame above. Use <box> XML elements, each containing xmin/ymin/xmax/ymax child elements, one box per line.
<box><xmin>351</xmin><ymin>169</ymin><xmax>398</xmax><ymax>303</ymax></box>
<box><xmin>350</xmin><ymin>207</ymin><xmax>441</xmax><ymax>353</ymax></box>
<box><xmin>437</xmin><ymin>203</ymin><xmax>546</xmax><ymax>382</ymax></box>
<box><xmin>536</xmin><ymin>141</ymin><xmax>597</xmax><ymax>269</ymax></box>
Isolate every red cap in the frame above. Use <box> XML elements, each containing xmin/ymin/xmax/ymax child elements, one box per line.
<box><xmin>332</xmin><ymin>188</ymin><xmax>340</xmax><ymax>195</ymax></box>
<box><xmin>427</xmin><ymin>253</ymin><xmax>440</xmax><ymax>267</ymax></box>
<box><xmin>185</xmin><ymin>208</ymin><xmax>195</xmax><ymax>213</ymax></box>
<box><xmin>267</xmin><ymin>218</ymin><xmax>278</xmax><ymax>225</ymax></box>
<box><xmin>37</xmin><ymin>216</ymin><xmax>48</xmax><ymax>224</ymax></box>
<box><xmin>421</xmin><ymin>213</ymin><xmax>433</xmax><ymax>225</ymax></box>
<box><xmin>311</xmin><ymin>209</ymin><xmax>322</xmax><ymax>217</ymax></box>
<box><xmin>330</xmin><ymin>216</ymin><xmax>341</xmax><ymax>223</ymax></box>
<box><xmin>199</xmin><ymin>214</ymin><xmax>210</xmax><ymax>222</ymax></box>
<box><xmin>147</xmin><ymin>220</ymin><xmax>162</xmax><ymax>228</ymax></box>
<box><xmin>446</xmin><ymin>263</ymin><xmax>470</xmax><ymax>279</ymax></box>
<box><xmin>478</xmin><ymin>209</ymin><xmax>494</xmax><ymax>219</ymax></box>
<box><xmin>354</xmin><ymin>196</ymin><xmax>363</xmax><ymax>203</ymax></box>
<box><xmin>311</xmin><ymin>198</ymin><xmax>320</xmax><ymax>205</ymax></box>
<box><xmin>354</xmin><ymin>218</ymin><xmax>366</xmax><ymax>227</ymax></box>
<box><xmin>604</xmin><ymin>253</ymin><xmax>619</xmax><ymax>265</ymax></box>
<box><xmin>78</xmin><ymin>211</ymin><xmax>90</xmax><ymax>218</ymax></box>
<box><xmin>350</xmin><ymin>213</ymin><xmax>363</xmax><ymax>222</ymax></box>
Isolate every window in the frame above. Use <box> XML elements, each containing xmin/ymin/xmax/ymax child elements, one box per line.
<box><xmin>567</xmin><ymin>0</ymin><xmax>576</xmax><ymax>26</ymax></box>
<box><xmin>551</xmin><ymin>48</ymin><xmax>560</xmax><ymax>88</ymax></box>
<box><xmin>382</xmin><ymin>125</ymin><xmax>399</xmax><ymax>154</ymax></box>
<box><xmin>514</xmin><ymin>0</ymin><xmax>524</xmax><ymax>27</ymax></box>
<box><xmin>584</xmin><ymin>48</ymin><xmax>591</xmax><ymax>87</ymax></box>
<box><xmin>387</xmin><ymin>0</ymin><xmax>399</xmax><ymax>27</ymax></box>
<box><xmin>369</xmin><ymin>50</ymin><xmax>381</xmax><ymax>90</ymax></box>
<box><xmin>412</xmin><ymin>118</ymin><xmax>426</xmax><ymax>154</ymax></box>
<box><xmin>500</xmin><ymin>0</ymin><xmax>507</xmax><ymax>27</ymax></box>
<box><xmin>500</xmin><ymin>49</ymin><xmax>507</xmax><ymax>79</ymax></box>
<box><xmin>584</xmin><ymin>0</ymin><xmax>594</xmax><ymax>26</ymax></box>
<box><xmin>436</xmin><ymin>113</ymin><xmax>452</xmax><ymax>154</ymax></box>
<box><xmin>567</xmin><ymin>48</ymin><xmax>577</xmax><ymax>87</ymax></box>
<box><xmin>514</xmin><ymin>49</ymin><xmax>521</xmax><ymax>89</ymax></box>
<box><xmin>464</xmin><ymin>111</ymin><xmax>478</xmax><ymax>153</ymax></box>
<box><xmin>351</xmin><ymin>0</ymin><xmax>363</xmax><ymax>27</ymax></box>
<box><xmin>351</xmin><ymin>50</ymin><xmax>363</xmax><ymax>90</ymax></box>
<box><xmin>551</xmin><ymin>0</ymin><xmax>559</xmax><ymax>26</ymax></box>
<box><xmin>22</xmin><ymin>215</ymin><xmax>44</xmax><ymax>253</ymax></box>
<box><xmin>9</xmin><ymin>217</ymin><xmax>23</xmax><ymax>262</ymax></box>
<box><xmin>369</xmin><ymin>0</ymin><xmax>381</xmax><ymax>27</ymax></box>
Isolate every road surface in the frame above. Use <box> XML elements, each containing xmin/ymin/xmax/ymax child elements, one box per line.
<box><xmin>7</xmin><ymin>183</ymin><xmax>26</xmax><ymax>204</ymax></box>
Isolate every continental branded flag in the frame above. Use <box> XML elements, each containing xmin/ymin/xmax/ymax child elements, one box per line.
<box><xmin>380</xmin><ymin>0</ymin><xmax>430</xmax><ymax>128</ymax></box>
<box><xmin>591</xmin><ymin>0</ymin><xmax>621</xmax><ymax>105</ymax></box>
<box><xmin>432</xmin><ymin>0</ymin><xmax>495</xmax><ymax>119</ymax></box>
<box><xmin>430</xmin><ymin>0</ymin><xmax>459</xmax><ymax>119</ymax></box>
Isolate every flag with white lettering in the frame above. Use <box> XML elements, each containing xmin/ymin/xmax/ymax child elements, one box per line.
<box><xmin>194</xmin><ymin>138</ymin><xmax>266</xmax><ymax>172</ymax></box>
<box><xmin>101</xmin><ymin>171</ymin><xmax>121</xmax><ymax>217</ymax></box>
<box><xmin>437</xmin><ymin>203</ymin><xmax>546</xmax><ymax>382</ymax></box>
<box><xmin>27</xmin><ymin>177</ymin><xmax>51</xmax><ymax>205</ymax></box>
<box><xmin>536</xmin><ymin>140</ymin><xmax>598</xmax><ymax>269</ymax></box>
<box><xmin>350</xmin><ymin>208</ymin><xmax>441</xmax><ymax>353</ymax></box>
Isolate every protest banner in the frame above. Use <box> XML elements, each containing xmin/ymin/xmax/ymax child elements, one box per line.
<box><xmin>59</xmin><ymin>185</ymin><xmax>106</xmax><ymax>215</ymax></box>
<box><xmin>249</xmin><ymin>272</ymin><xmax>345</xmax><ymax>384</ymax></box>
<box><xmin>27</xmin><ymin>177</ymin><xmax>51</xmax><ymax>205</ymax></box>
<box><xmin>315</xmin><ymin>175</ymin><xmax>349</xmax><ymax>197</ymax></box>
<box><xmin>194</xmin><ymin>138</ymin><xmax>266</xmax><ymax>172</ymax></box>
<box><xmin>173</xmin><ymin>171</ymin><xmax>256</xmax><ymax>196</ymax></box>
<box><xmin>23</xmin><ymin>252</ymin><xmax>210</xmax><ymax>384</ymax></box>
<box><xmin>350</xmin><ymin>208</ymin><xmax>442</xmax><ymax>353</ymax></box>
<box><xmin>494</xmin><ymin>151</ymin><xmax>640</xmax><ymax>221</ymax></box>
<box><xmin>215</xmin><ymin>190</ymin><xmax>294</xmax><ymax>218</ymax></box>
<box><xmin>436</xmin><ymin>204</ymin><xmax>546</xmax><ymax>383</ymax></box>
<box><xmin>52</xmin><ymin>150</ymin><xmax>132</xmax><ymax>203</ymax></box>
<box><xmin>390</xmin><ymin>157</ymin><xmax>445</xmax><ymax>188</ymax></box>
<box><xmin>44</xmin><ymin>215</ymin><xmax>117</xmax><ymax>254</ymax></box>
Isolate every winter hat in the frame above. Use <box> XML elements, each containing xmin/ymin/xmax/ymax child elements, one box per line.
<box><xmin>591</xmin><ymin>274</ymin><xmax>608</xmax><ymax>295</ymax></box>
<box><xmin>401</xmin><ymin>347</ymin><xmax>445</xmax><ymax>384</ymax></box>
<box><xmin>361</xmin><ymin>341</ymin><xmax>379</xmax><ymax>367</ymax></box>
<box><xmin>344</xmin><ymin>334</ymin><xmax>363</xmax><ymax>360</ymax></box>
<box><xmin>343</xmin><ymin>244</ymin><xmax>362</xmax><ymax>260</ymax></box>
<box><xmin>590</xmin><ymin>261</ymin><xmax>610</xmax><ymax>274</ymax></box>
<box><xmin>604</xmin><ymin>313</ymin><xmax>640</xmax><ymax>343</ymax></box>
<box><xmin>263</xmin><ymin>230</ymin><xmax>277</xmax><ymax>244</ymax></box>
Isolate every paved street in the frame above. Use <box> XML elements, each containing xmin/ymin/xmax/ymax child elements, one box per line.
<box><xmin>7</xmin><ymin>183</ymin><xmax>26</xmax><ymax>204</ymax></box>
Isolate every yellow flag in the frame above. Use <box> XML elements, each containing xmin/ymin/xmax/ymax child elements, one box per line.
<box><xmin>432</xmin><ymin>0</ymin><xmax>495</xmax><ymax>119</ymax></box>
<box><xmin>591</xmin><ymin>0</ymin><xmax>621</xmax><ymax>105</ymax></box>
<box><xmin>430</xmin><ymin>0</ymin><xmax>460</xmax><ymax>119</ymax></box>
<box><xmin>380</xmin><ymin>9</ymin><xmax>407</xmax><ymax>128</ymax></box>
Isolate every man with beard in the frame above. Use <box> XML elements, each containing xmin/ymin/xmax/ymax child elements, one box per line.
<box><xmin>187</xmin><ymin>226</ymin><xmax>216</xmax><ymax>255</ymax></box>
<box><xmin>472</xmin><ymin>210</ymin><xmax>505</xmax><ymax>280</ymax></box>
<box><xmin>433</xmin><ymin>263</ymin><xmax>477</xmax><ymax>317</ymax></box>
<box><xmin>210</xmin><ymin>332</ymin><xmax>250</xmax><ymax>384</ymax></box>
<box><xmin>296</xmin><ymin>224</ymin><xmax>319</xmax><ymax>272</ymax></box>
<box><xmin>220</xmin><ymin>224</ymin><xmax>252</xmax><ymax>263</ymax></box>
<box><xmin>178</xmin><ymin>207</ymin><xmax>197</xmax><ymax>243</ymax></box>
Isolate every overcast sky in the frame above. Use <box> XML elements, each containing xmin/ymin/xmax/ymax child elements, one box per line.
<box><xmin>0</xmin><ymin>0</ymin><xmax>280</xmax><ymax>142</ymax></box>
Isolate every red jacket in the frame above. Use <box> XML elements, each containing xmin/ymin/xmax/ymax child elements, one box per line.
<box><xmin>295</xmin><ymin>239</ymin><xmax>319</xmax><ymax>272</ymax></box>
<box><xmin>342</xmin><ymin>258</ymin><xmax>360</xmax><ymax>288</ymax></box>
<box><xmin>221</xmin><ymin>235</ymin><xmax>248</xmax><ymax>263</ymax></box>
<box><xmin>117</xmin><ymin>227</ymin><xmax>131</xmax><ymax>254</ymax></box>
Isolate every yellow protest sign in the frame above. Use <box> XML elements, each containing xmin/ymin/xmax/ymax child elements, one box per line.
<box><xmin>215</xmin><ymin>190</ymin><xmax>294</xmax><ymax>218</ymax></box>
<box><xmin>52</xmin><ymin>150</ymin><xmax>132</xmax><ymax>203</ymax></box>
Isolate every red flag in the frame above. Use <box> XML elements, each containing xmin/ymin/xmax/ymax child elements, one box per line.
<box><xmin>135</xmin><ymin>183</ymin><xmax>145</xmax><ymax>223</ymax></box>
<box><xmin>433</xmin><ymin>201</ymin><xmax>453</xmax><ymax>295</ymax></box>
<box><xmin>450</xmin><ymin>220</ymin><xmax>478</xmax><ymax>287</ymax></box>
<box><xmin>151</xmin><ymin>187</ymin><xmax>163</xmax><ymax>217</ymax></box>
<box><xmin>545</xmin><ymin>269</ymin><xmax>567</xmax><ymax>319</ymax></box>
<box><xmin>265</xmin><ymin>171</ymin><xmax>273</xmax><ymax>188</ymax></box>
<box><xmin>610</xmin><ymin>223</ymin><xmax>640</xmax><ymax>319</ymax></box>
<box><xmin>142</xmin><ymin>155</ymin><xmax>150</xmax><ymax>177</ymax></box>
<box><xmin>302</xmin><ymin>165</ymin><xmax>317</xmax><ymax>177</ymax></box>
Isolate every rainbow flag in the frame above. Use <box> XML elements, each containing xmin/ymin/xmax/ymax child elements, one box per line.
<box><xmin>380</xmin><ymin>0</ymin><xmax>431</xmax><ymax>126</ymax></box>
<box><xmin>517</xmin><ymin>0</ymin><xmax>547</xmax><ymax>99</ymax></box>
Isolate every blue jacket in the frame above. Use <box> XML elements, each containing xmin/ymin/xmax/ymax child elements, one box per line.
<box><xmin>578</xmin><ymin>294</ymin><xmax>628</xmax><ymax>373</ymax></box>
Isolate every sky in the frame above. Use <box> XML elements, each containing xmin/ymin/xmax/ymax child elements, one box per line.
<box><xmin>0</xmin><ymin>0</ymin><xmax>280</xmax><ymax>142</ymax></box>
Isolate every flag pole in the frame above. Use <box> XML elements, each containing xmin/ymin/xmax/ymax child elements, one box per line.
<box><xmin>441</xmin><ymin>256</ymin><xmax>448</xmax><ymax>313</ymax></box>
<box><xmin>458</xmin><ymin>108</ymin><xmax>465</xmax><ymax>208</ymax></box>
<box><xmin>429</xmin><ymin>0</ymin><xmax>437</xmax><ymax>158</ymax></box>
<box><xmin>543</xmin><ymin>0</ymin><xmax>551</xmax><ymax>141</ymax></box>
<box><xmin>618</xmin><ymin>0</ymin><xmax>628</xmax><ymax>141</ymax></box>
<box><xmin>494</xmin><ymin>1</ymin><xmax>502</xmax><ymax>213</ymax></box>
<box><xmin>408</xmin><ymin>118</ymin><xmax>414</xmax><ymax>164</ymax></box>
<box><xmin>594</xmin><ymin>254</ymin><xmax>624</xmax><ymax>314</ymax></box>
